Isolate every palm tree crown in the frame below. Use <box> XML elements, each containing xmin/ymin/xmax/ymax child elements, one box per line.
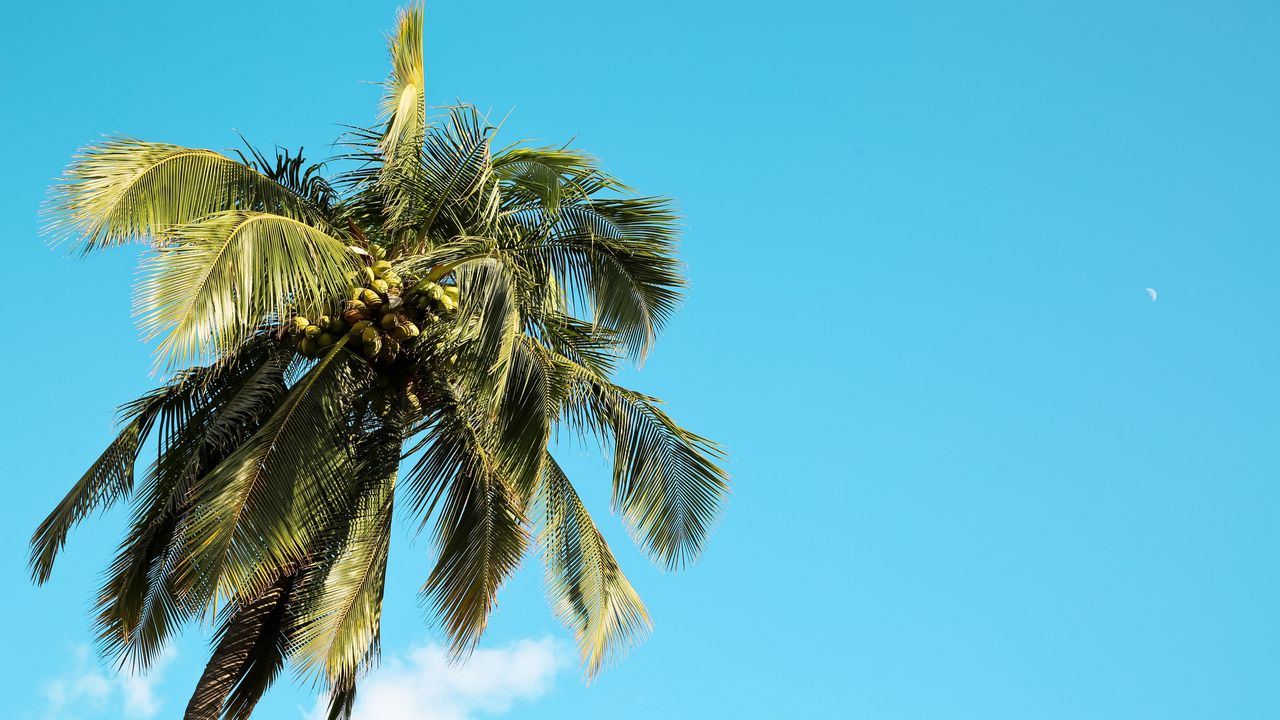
<box><xmin>31</xmin><ymin>5</ymin><xmax>727</xmax><ymax>719</ymax></box>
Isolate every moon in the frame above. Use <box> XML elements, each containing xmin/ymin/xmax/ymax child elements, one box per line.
<box><xmin>1145</xmin><ymin>288</ymin><xmax>1157</xmax><ymax>302</ymax></box>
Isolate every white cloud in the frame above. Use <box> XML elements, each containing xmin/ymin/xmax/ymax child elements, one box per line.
<box><xmin>307</xmin><ymin>637</ymin><xmax>566</xmax><ymax>720</ymax></box>
<box><xmin>42</xmin><ymin>645</ymin><xmax>176</xmax><ymax>720</ymax></box>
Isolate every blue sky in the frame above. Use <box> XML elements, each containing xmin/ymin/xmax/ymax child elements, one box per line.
<box><xmin>3</xmin><ymin>0</ymin><xmax>1280</xmax><ymax>717</ymax></box>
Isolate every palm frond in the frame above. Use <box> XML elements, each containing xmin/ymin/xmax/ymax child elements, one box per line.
<box><xmin>569</xmin><ymin>370</ymin><xmax>728</xmax><ymax>570</ymax></box>
<box><xmin>290</xmin><ymin>418</ymin><xmax>399</xmax><ymax>688</ymax></box>
<box><xmin>47</xmin><ymin>138</ymin><xmax>327</xmax><ymax>252</ymax></box>
<box><xmin>407</xmin><ymin>386</ymin><xmax>528</xmax><ymax>656</ymax></box>
<box><xmin>377</xmin><ymin>4</ymin><xmax>425</xmax><ymax>218</ymax></box>
<box><xmin>451</xmin><ymin>256</ymin><xmax>521</xmax><ymax>388</ymax></box>
<box><xmin>548</xmin><ymin>198</ymin><xmax>685</xmax><ymax>359</ymax></box>
<box><xmin>233</xmin><ymin>143</ymin><xmax>338</xmax><ymax>213</ymax></box>
<box><xmin>539</xmin><ymin>454</ymin><xmax>649</xmax><ymax>676</ymax></box>
<box><xmin>95</xmin><ymin>338</ymin><xmax>290</xmax><ymax>671</ymax></box>
<box><xmin>137</xmin><ymin>211</ymin><xmax>357</xmax><ymax>367</ymax></box>
<box><xmin>496</xmin><ymin>336</ymin><xmax>568</xmax><ymax>501</ymax></box>
<box><xmin>177</xmin><ymin>337</ymin><xmax>366</xmax><ymax>605</ymax></box>
<box><xmin>493</xmin><ymin>144</ymin><xmax>623</xmax><ymax>217</ymax></box>
<box><xmin>412</xmin><ymin>106</ymin><xmax>498</xmax><ymax>245</ymax></box>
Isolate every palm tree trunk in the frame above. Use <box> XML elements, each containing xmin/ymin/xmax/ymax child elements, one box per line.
<box><xmin>184</xmin><ymin>574</ymin><xmax>294</xmax><ymax>720</ymax></box>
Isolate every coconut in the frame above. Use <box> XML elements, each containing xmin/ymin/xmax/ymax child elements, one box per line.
<box><xmin>439</xmin><ymin>296</ymin><xmax>457</xmax><ymax>312</ymax></box>
<box><xmin>373</xmin><ymin>260</ymin><xmax>393</xmax><ymax>276</ymax></box>
<box><xmin>292</xmin><ymin>316</ymin><xmax>310</xmax><ymax>333</ymax></box>
<box><xmin>379</xmin><ymin>313</ymin><xmax>397</xmax><ymax>330</ymax></box>
<box><xmin>360</xmin><ymin>289</ymin><xmax>381</xmax><ymax>306</ymax></box>
<box><xmin>383</xmin><ymin>337</ymin><xmax>401</xmax><ymax>356</ymax></box>
<box><xmin>363</xmin><ymin>266</ymin><xmax>377</xmax><ymax>284</ymax></box>
<box><xmin>328</xmin><ymin>317</ymin><xmax>346</xmax><ymax>333</ymax></box>
<box><xmin>370</xmin><ymin>243</ymin><xmax>386</xmax><ymax>260</ymax></box>
<box><xmin>413</xmin><ymin>280</ymin><xmax>438</xmax><ymax>295</ymax></box>
<box><xmin>443</xmin><ymin>286</ymin><xmax>459</xmax><ymax>301</ymax></box>
<box><xmin>318</xmin><ymin>332</ymin><xmax>335</xmax><ymax>347</ymax></box>
<box><xmin>304</xmin><ymin>325</ymin><xmax>322</xmax><ymax>337</ymax></box>
<box><xmin>371</xmin><ymin>279</ymin><xmax>390</xmax><ymax>295</ymax></box>
<box><xmin>362</xmin><ymin>327</ymin><xmax>380</xmax><ymax>344</ymax></box>
<box><xmin>384</xmin><ymin>271</ymin><xmax>402</xmax><ymax>287</ymax></box>
<box><xmin>350</xmin><ymin>320</ymin><xmax>372</xmax><ymax>335</ymax></box>
<box><xmin>299</xmin><ymin>338</ymin><xmax>317</xmax><ymax>355</ymax></box>
<box><xmin>404</xmin><ymin>322</ymin><xmax>420</xmax><ymax>338</ymax></box>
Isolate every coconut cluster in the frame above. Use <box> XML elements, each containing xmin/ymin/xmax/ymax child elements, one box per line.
<box><xmin>287</xmin><ymin>248</ymin><xmax>459</xmax><ymax>365</ymax></box>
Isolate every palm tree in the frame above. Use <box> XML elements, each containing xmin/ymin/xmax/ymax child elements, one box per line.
<box><xmin>29</xmin><ymin>6</ymin><xmax>728</xmax><ymax>719</ymax></box>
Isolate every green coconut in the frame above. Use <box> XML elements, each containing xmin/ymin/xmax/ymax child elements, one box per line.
<box><xmin>384</xmin><ymin>271</ymin><xmax>402</xmax><ymax>287</ymax></box>
<box><xmin>298</xmin><ymin>338</ymin><xmax>317</xmax><ymax>355</ymax></box>
<box><xmin>318</xmin><ymin>332</ymin><xmax>335</xmax><ymax>347</ymax></box>
<box><xmin>372</xmin><ymin>260</ymin><xmax>393</xmax><ymax>276</ymax></box>
<box><xmin>380</xmin><ymin>312</ymin><xmax>398</xmax><ymax>330</ymax></box>
<box><xmin>362</xmin><ymin>327</ymin><xmax>380</xmax><ymax>345</ymax></box>
<box><xmin>292</xmin><ymin>316</ymin><xmax>310</xmax><ymax>333</ymax></box>
<box><xmin>371</xmin><ymin>279</ymin><xmax>390</xmax><ymax>294</ymax></box>
<box><xmin>360</xmin><ymin>289</ymin><xmax>381</xmax><ymax>306</ymax></box>
<box><xmin>304</xmin><ymin>325</ymin><xmax>322</xmax><ymax>337</ymax></box>
<box><xmin>363</xmin><ymin>266</ymin><xmax>377</xmax><ymax>284</ymax></box>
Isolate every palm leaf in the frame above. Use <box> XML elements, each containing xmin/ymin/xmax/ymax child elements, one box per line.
<box><xmin>570</xmin><ymin>371</ymin><xmax>728</xmax><ymax>569</ymax></box>
<box><xmin>177</xmin><ymin>337</ymin><xmax>366</xmax><ymax>605</ymax></box>
<box><xmin>407</xmin><ymin>385</ymin><xmax>528</xmax><ymax>656</ymax></box>
<box><xmin>47</xmin><ymin>138</ymin><xmax>327</xmax><ymax>252</ymax></box>
<box><xmin>375</xmin><ymin>3</ymin><xmax>425</xmax><ymax>232</ymax></box>
<box><xmin>290</xmin><ymin>418</ymin><xmax>399</xmax><ymax>688</ymax></box>
<box><xmin>548</xmin><ymin>198</ymin><xmax>685</xmax><ymax>359</ymax></box>
<box><xmin>539</xmin><ymin>454</ymin><xmax>649</xmax><ymax>676</ymax></box>
<box><xmin>95</xmin><ymin>339</ymin><xmax>290</xmax><ymax>670</ymax></box>
<box><xmin>137</xmin><ymin>210</ymin><xmax>358</xmax><ymax>367</ymax></box>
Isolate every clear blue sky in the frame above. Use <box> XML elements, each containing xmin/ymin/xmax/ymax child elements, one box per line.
<box><xmin>3</xmin><ymin>1</ymin><xmax>1279</xmax><ymax>718</ymax></box>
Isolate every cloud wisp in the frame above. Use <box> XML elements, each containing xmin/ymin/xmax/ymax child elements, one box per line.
<box><xmin>41</xmin><ymin>645</ymin><xmax>175</xmax><ymax>720</ymax></box>
<box><xmin>307</xmin><ymin>637</ymin><xmax>566</xmax><ymax>720</ymax></box>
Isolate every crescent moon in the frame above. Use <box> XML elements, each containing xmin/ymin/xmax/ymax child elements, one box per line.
<box><xmin>1145</xmin><ymin>288</ymin><xmax>1157</xmax><ymax>301</ymax></box>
